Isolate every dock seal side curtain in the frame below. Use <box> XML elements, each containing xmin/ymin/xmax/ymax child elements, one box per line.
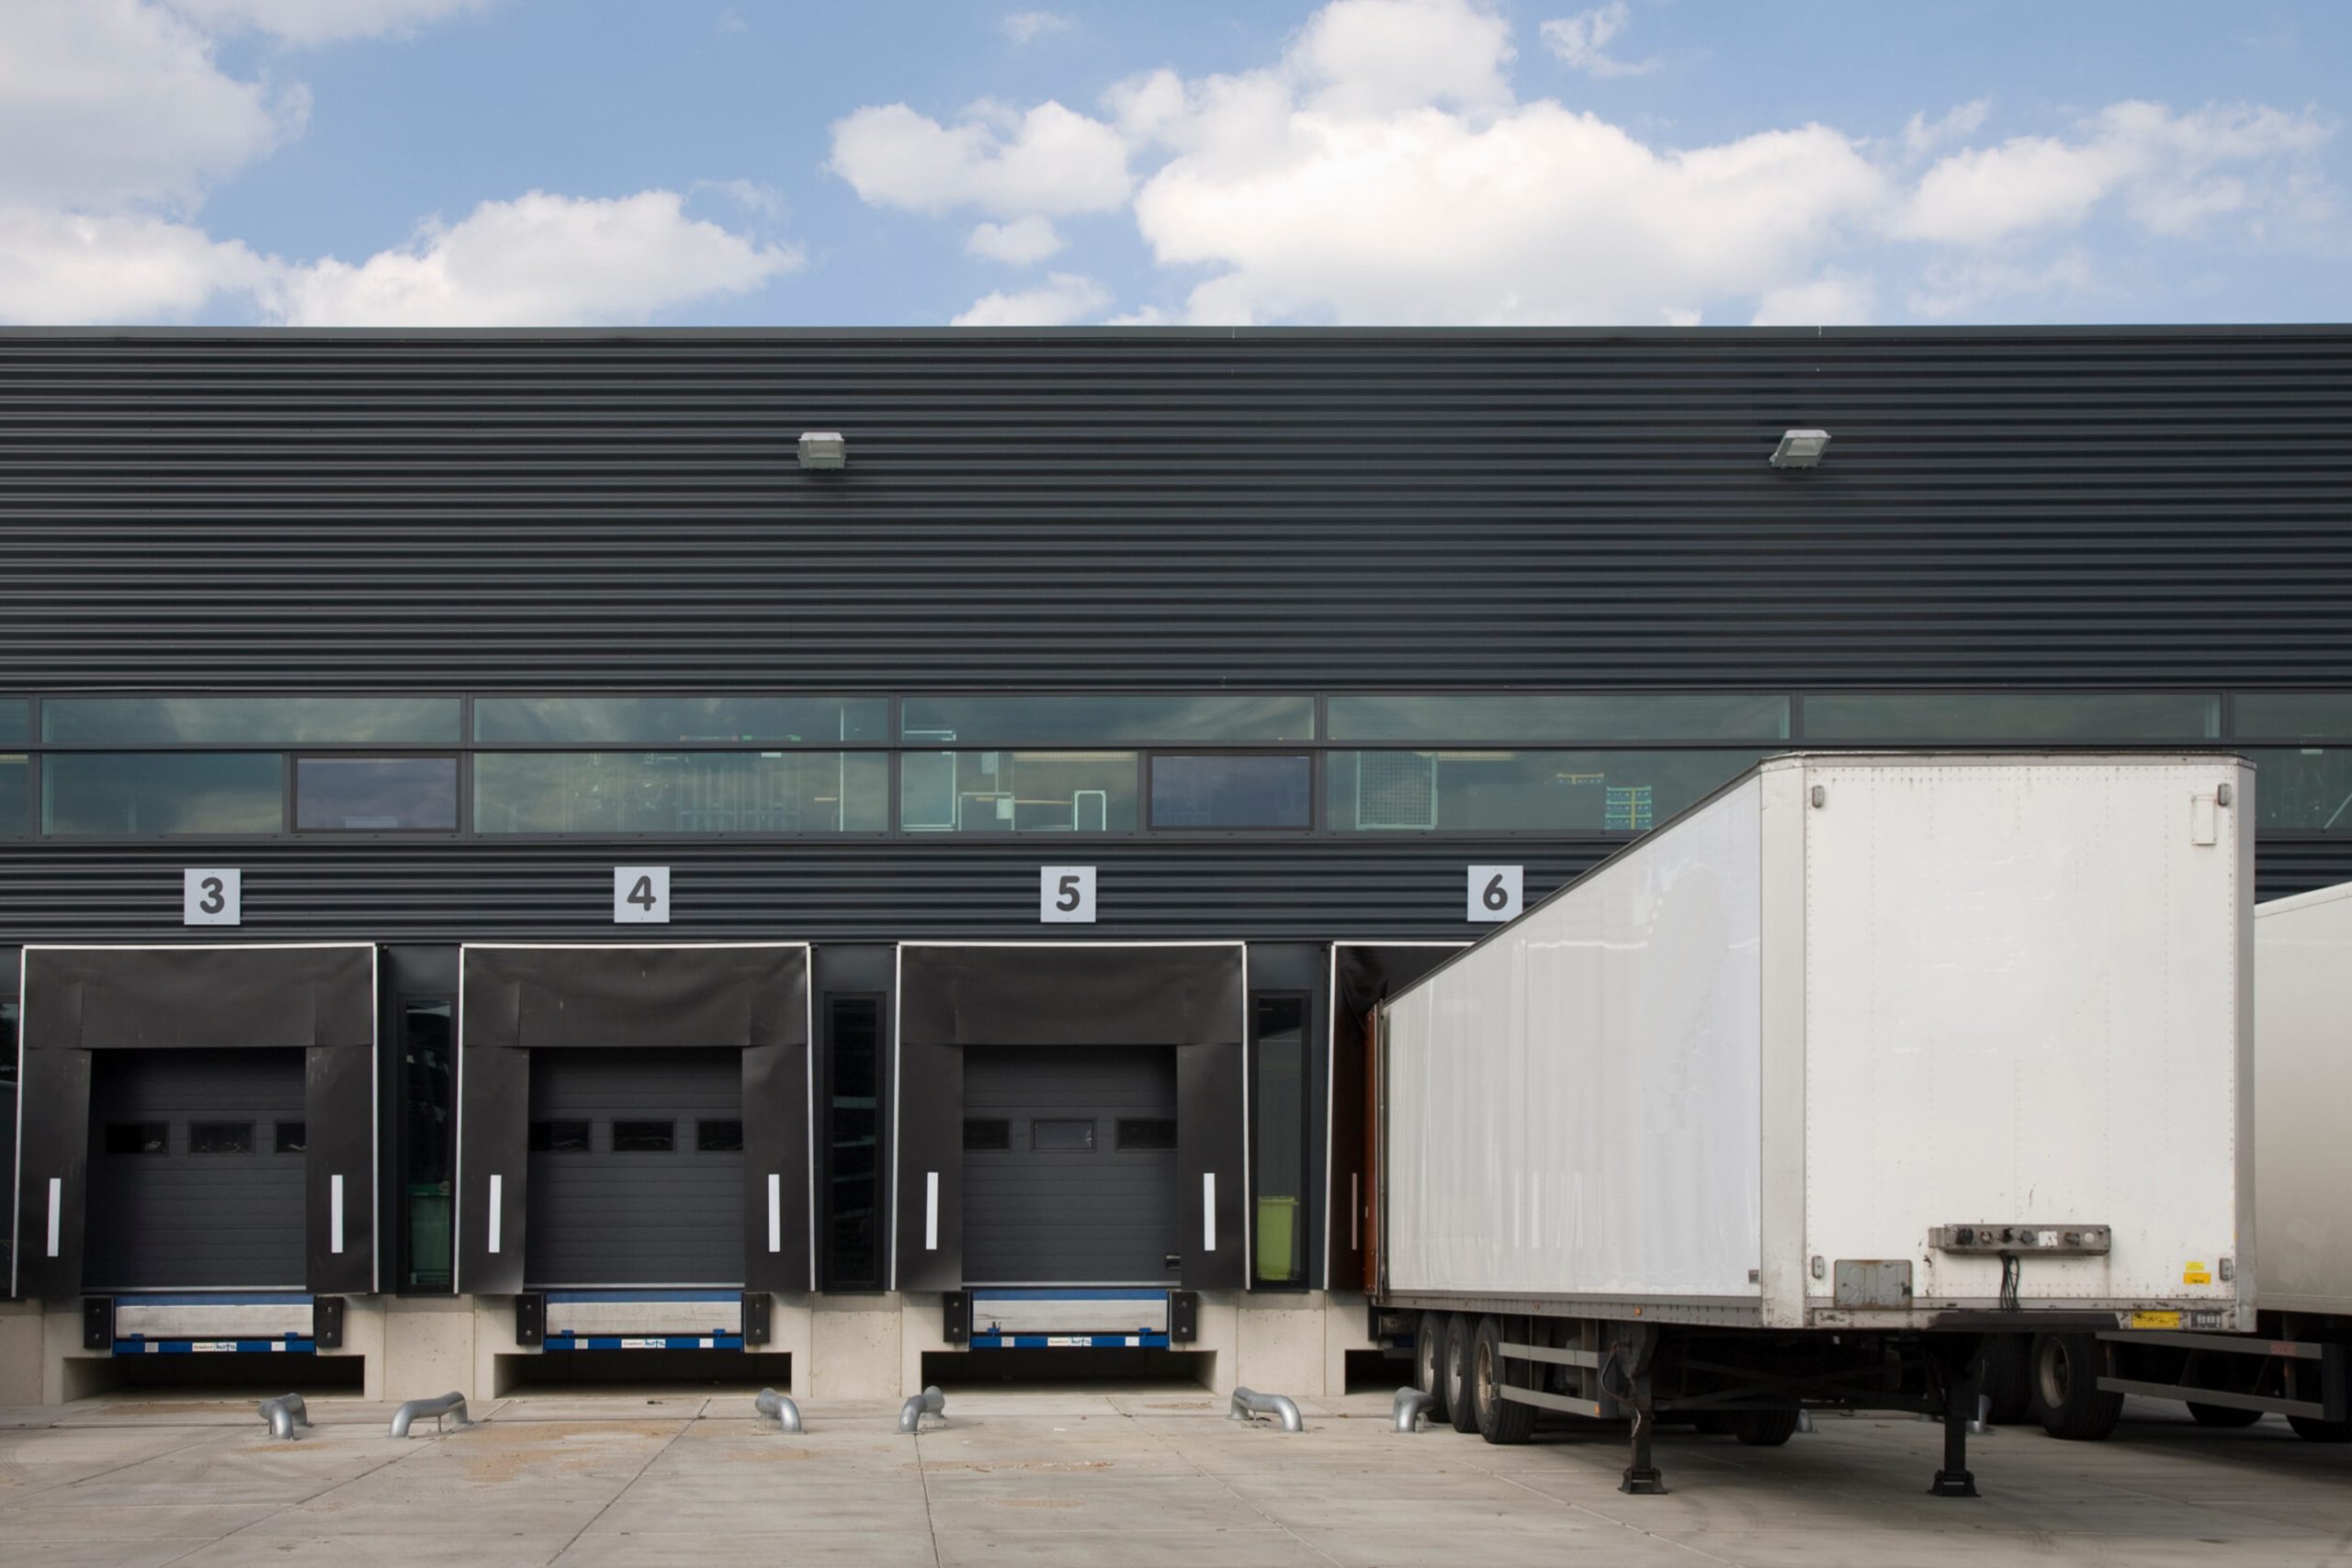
<box><xmin>457</xmin><ymin>944</ymin><xmax>810</xmax><ymax>1297</ymax></box>
<box><xmin>13</xmin><ymin>944</ymin><xmax>377</xmax><ymax>1301</ymax></box>
<box><xmin>894</xmin><ymin>943</ymin><xmax>1248</xmax><ymax>1294</ymax></box>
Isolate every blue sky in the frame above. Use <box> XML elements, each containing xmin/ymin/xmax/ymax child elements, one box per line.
<box><xmin>3</xmin><ymin>0</ymin><xmax>2345</xmax><ymax>325</ymax></box>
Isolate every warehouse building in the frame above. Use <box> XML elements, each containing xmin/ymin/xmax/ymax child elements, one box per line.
<box><xmin>3</xmin><ymin>326</ymin><xmax>2349</xmax><ymax>1404</ymax></box>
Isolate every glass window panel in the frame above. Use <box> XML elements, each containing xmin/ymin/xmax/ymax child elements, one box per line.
<box><xmin>475</xmin><ymin>751</ymin><xmax>888</xmax><ymax>833</ymax></box>
<box><xmin>1150</xmin><ymin>754</ymin><xmax>1312</xmax><ymax>829</ymax></box>
<box><xmin>475</xmin><ymin>694</ymin><xmax>888</xmax><ymax>744</ymax></box>
<box><xmin>1801</xmin><ymin>693</ymin><xmax>2219</xmax><ymax>741</ymax></box>
<box><xmin>1327</xmin><ymin>750</ymin><xmax>1761</xmax><ymax>832</ymax></box>
<box><xmin>826</xmin><ymin>996</ymin><xmax>883</xmax><ymax>1291</ymax></box>
<box><xmin>275</xmin><ymin>1122</ymin><xmax>307</xmax><ymax>1154</ymax></box>
<box><xmin>1116</xmin><ymin>1118</ymin><xmax>1178</xmax><ymax>1152</ymax></box>
<box><xmin>901</xmin><ymin>750</ymin><xmax>1136</xmax><ymax>833</ymax></box>
<box><xmin>1328</xmin><ymin>693</ymin><xmax>1789</xmax><ymax>743</ymax></box>
<box><xmin>902</xmin><ymin>694</ymin><xmax>1315</xmax><ymax>745</ymax></box>
<box><xmin>191</xmin><ymin>1122</ymin><xmax>254</xmax><ymax>1156</ymax></box>
<box><xmin>1251</xmin><ymin>995</ymin><xmax>1309</xmax><ymax>1286</ymax></box>
<box><xmin>1032</xmin><ymin>1119</ymin><xmax>1095</xmax><ymax>1152</ymax></box>
<box><xmin>0</xmin><ymin>700</ymin><xmax>24</xmax><ymax>745</ymax></box>
<box><xmin>2248</xmin><ymin>749</ymin><xmax>2352</xmax><ymax>833</ymax></box>
<box><xmin>106</xmin><ymin>1122</ymin><xmax>168</xmax><ymax>1156</ymax></box>
<box><xmin>295</xmin><ymin>757</ymin><xmax>457</xmax><ymax>831</ymax></box>
<box><xmin>43</xmin><ymin>753</ymin><xmax>283</xmax><ymax>835</ymax></box>
<box><xmin>42</xmin><ymin>695</ymin><xmax>458</xmax><ymax>745</ymax></box>
<box><xmin>613</xmin><ymin>1120</ymin><xmax>675</xmax><ymax>1153</ymax></box>
<box><xmin>0</xmin><ymin>755</ymin><xmax>25</xmax><ymax>837</ymax></box>
<box><xmin>697</xmin><ymin>1120</ymin><xmax>743</xmax><ymax>1153</ymax></box>
<box><xmin>2234</xmin><ymin>695</ymin><xmax>2352</xmax><ymax>741</ymax></box>
<box><xmin>529</xmin><ymin>1120</ymin><xmax>591</xmax><ymax>1153</ymax></box>
<box><xmin>963</xmin><ymin>1119</ymin><xmax>1012</xmax><ymax>1151</ymax></box>
<box><xmin>400</xmin><ymin>998</ymin><xmax>455</xmax><ymax>1292</ymax></box>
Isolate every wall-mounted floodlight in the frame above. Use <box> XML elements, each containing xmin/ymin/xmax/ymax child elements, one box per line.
<box><xmin>1769</xmin><ymin>429</ymin><xmax>1830</xmax><ymax>468</ymax></box>
<box><xmin>797</xmin><ymin>431</ymin><xmax>847</xmax><ymax>470</ymax></box>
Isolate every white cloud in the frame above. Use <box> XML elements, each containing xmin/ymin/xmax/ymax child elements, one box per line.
<box><xmin>1539</xmin><ymin>3</ymin><xmax>1656</xmax><ymax>80</ymax></box>
<box><xmin>967</xmin><ymin>216</ymin><xmax>1067</xmax><ymax>265</ymax></box>
<box><xmin>1907</xmin><ymin>250</ymin><xmax>2097</xmax><ymax>317</ymax></box>
<box><xmin>829</xmin><ymin>100</ymin><xmax>1132</xmax><ymax>217</ymax></box>
<box><xmin>0</xmin><ymin>207</ymin><xmax>271</xmax><ymax>322</ymax></box>
<box><xmin>0</xmin><ymin>0</ymin><xmax>303</xmax><ymax>210</ymax></box>
<box><xmin>1750</xmin><ymin>270</ymin><xmax>1877</xmax><ymax>326</ymax></box>
<box><xmin>1895</xmin><ymin>100</ymin><xmax>2329</xmax><ymax>245</ymax></box>
<box><xmin>951</xmin><ymin>271</ymin><xmax>1111</xmax><ymax>326</ymax></box>
<box><xmin>1001</xmin><ymin>11</ymin><xmax>1071</xmax><ymax>44</ymax></box>
<box><xmin>162</xmin><ymin>0</ymin><xmax>492</xmax><ymax>44</ymax></box>
<box><xmin>261</xmin><ymin>190</ymin><xmax>801</xmax><ymax>326</ymax></box>
<box><xmin>1289</xmin><ymin>0</ymin><xmax>1516</xmax><ymax>114</ymax></box>
<box><xmin>1903</xmin><ymin>98</ymin><xmax>1990</xmax><ymax>156</ymax></box>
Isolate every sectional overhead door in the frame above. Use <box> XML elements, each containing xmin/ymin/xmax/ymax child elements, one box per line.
<box><xmin>83</xmin><ymin>1048</ymin><xmax>310</xmax><ymax>1291</ymax></box>
<box><xmin>525</xmin><ymin>1047</ymin><xmax>745</xmax><ymax>1288</ymax></box>
<box><xmin>962</xmin><ymin>1045</ymin><xmax>1182</xmax><ymax>1286</ymax></box>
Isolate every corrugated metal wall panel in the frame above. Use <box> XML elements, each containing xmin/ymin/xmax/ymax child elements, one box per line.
<box><xmin>3</xmin><ymin>327</ymin><xmax>2348</xmax><ymax>689</ymax></box>
<box><xmin>1</xmin><ymin>838</ymin><xmax>2342</xmax><ymax>944</ymax></box>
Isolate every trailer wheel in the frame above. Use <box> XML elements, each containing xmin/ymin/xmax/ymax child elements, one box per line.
<box><xmin>1729</xmin><ymin>1409</ymin><xmax>1802</xmax><ymax>1447</ymax></box>
<box><xmin>2187</xmin><ymin>1403</ymin><xmax>2264</xmax><ymax>1429</ymax></box>
<box><xmin>1471</xmin><ymin>1315</ymin><xmax>1536</xmax><ymax>1446</ymax></box>
<box><xmin>1444</xmin><ymin>1314</ymin><xmax>1479</xmax><ymax>1434</ymax></box>
<box><xmin>2287</xmin><ymin>1416</ymin><xmax>2352</xmax><ymax>1443</ymax></box>
<box><xmin>1981</xmin><ymin>1335</ymin><xmax>2033</xmax><ymax>1424</ymax></box>
<box><xmin>2029</xmin><ymin>1333</ymin><xmax>2123</xmax><ymax>1440</ymax></box>
<box><xmin>1414</xmin><ymin>1313</ymin><xmax>1452</xmax><ymax>1426</ymax></box>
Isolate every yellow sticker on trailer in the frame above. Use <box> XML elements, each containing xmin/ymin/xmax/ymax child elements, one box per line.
<box><xmin>2129</xmin><ymin>1311</ymin><xmax>2182</xmax><ymax>1330</ymax></box>
<box><xmin>2182</xmin><ymin>1262</ymin><xmax>2212</xmax><ymax>1285</ymax></box>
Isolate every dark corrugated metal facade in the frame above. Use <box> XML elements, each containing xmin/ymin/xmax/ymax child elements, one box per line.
<box><xmin>3</xmin><ymin>325</ymin><xmax>2350</xmax><ymax>942</ymax></box>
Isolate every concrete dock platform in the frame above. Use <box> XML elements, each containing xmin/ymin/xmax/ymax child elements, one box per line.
<box><xmin>0</xmin><ymin>1391</ymin><xmax>2344</xmax><ymax>1565</ymax></box>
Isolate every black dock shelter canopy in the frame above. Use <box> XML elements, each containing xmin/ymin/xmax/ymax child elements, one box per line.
<box><xmin>13</xmin><ymin>943</ymin><xmax>378</xmax><ymax>1300</ymax></box>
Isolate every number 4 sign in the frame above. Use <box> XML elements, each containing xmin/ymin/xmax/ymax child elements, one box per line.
<box><xmin>614</xmin><ymin>865</ymin><xmax>671</xmax><ymax>924</ymax></box>
<box><xmin>1467</xmin><ymin>864</ymin><xmax>1522</xmax><ymax>923</ymax></box>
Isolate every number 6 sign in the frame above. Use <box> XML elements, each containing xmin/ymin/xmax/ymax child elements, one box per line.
<box><xmin>1466</xmin><ymin>864</ymin><xmax>1522</xmax><ymax>923</ymax></box>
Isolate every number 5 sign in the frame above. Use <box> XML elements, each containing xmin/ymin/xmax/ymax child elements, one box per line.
<box><xmin>614</xmin><ymin>865</ymin><xmax>671</xmax><ymax>924</ymax></box>
<box><xmin>1041</xmin><ymin>865</ymin><xmax>1097</xmax><ymax>924</ymax></box>
<box><xmin>1467</xmin><ymin>864</ymin><xmax>1522</xmax><ymax>923</ymax></box>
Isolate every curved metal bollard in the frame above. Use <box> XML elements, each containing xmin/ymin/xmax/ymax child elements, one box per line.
<box><xmin>1228</xmin><ymin>1387</ymin><xmax>1305</xmax><ymax>1433</ymax></box>
<box><xmin>387</xmin><ymin>1392</ymin><xmax>470</xmax><ymax>1440</ymax></box>
<box><xmin>754</xmin><ymin>1388</ymin><xmax>804</xmax><ymax>1434</ymax></box>
<box><xmin>898</xmin><ymin>1385</ymin><xmax>945</xmax><ymax>1434</ymax></box>
<box><xmin>1391</xmin><ymin>1387</ymin><xmax>1436</xmax><ymax>1433</ymax></box>
<box><xmin>257</xmin><ymin>1393</ymin><xmax>311</xmax><ymax>1440</ymax></box>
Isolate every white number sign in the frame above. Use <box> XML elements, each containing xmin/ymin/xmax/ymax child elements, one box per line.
<box><xmin>184</xmin><ymin>868</ymin><xmax>242</xmax><ymax>926</ymax></box>
<box><xmin>1467</xmin><ymin>864</ymin><xmax>1522</xmax><ymax>923</ymax></box>
<box><xmin>1041</xmin><ymin>865</ymin><xmax>1097</xmax><ymax>924</ymax></box>
<box><xmin>614</xmin><ymin>865</ymin><xmax>671</xmax><ymax>924</ymax></box>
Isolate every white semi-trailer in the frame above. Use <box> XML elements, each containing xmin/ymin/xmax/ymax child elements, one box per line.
<box><xmin>1986</xmin><ymin>879</ymin><xmax>2350</xmax><ymax>1443</ymax></box>
<box><xmin>1372</xmin><ymin>752</ymin><xmax>2255</xmax><ymax>1495</ymax></box>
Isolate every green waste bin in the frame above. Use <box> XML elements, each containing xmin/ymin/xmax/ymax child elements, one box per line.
<box><xmin>1256</xmin><ymin>1195</ymin><xmax>1299</xmax><ymax>1282</ymax></box>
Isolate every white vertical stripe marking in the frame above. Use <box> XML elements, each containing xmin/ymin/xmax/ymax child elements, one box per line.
<box><xmin>767</xmin><ymin>1173</ymin><xmax>782</xmax><ymax>1254</ymax></box>
<box><xmin>1351</xmin><ymin>1173</ymin><xmax>1360</xmax><ymax>1250</ymax></box>
<box><xmin>330</xmin><ymin>1174</ymin><xmax>345</xmax><ymax>1254</ymax></box>
<box><xmin>1204</xmin><ymin>1173</ymin><xmax>1217</xmax><ymax>1253</ymax></box>
<box><xmin>46</xmin><ymin>1178</ymin><xmax>62</xmax><ymax>1258</ymax></box>
<box><xmin>488</xmin><ymin>1174</ymin><xmax>503</xmax><ymax>1254</ymax></box>
<box><xmin>924</xmin><ymin>1172</ymin><xmax>939</xmax><ymax>1251</ymax></box>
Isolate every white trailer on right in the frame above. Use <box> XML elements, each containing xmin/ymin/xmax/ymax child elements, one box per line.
<box><xmin>1991</xmin><ymin>878</ymin><xmax>2352</xmax><ymax>1442</ymax></box>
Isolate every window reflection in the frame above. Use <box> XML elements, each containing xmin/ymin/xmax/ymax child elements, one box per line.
<box><xmin>2234</xmin><ymin>695</ymin><xmax>2352</xmax><ymax>742</ymax></box>
<box><xmin>1150</xmin><ymin>754</ymin><xmax>1312</xmax><ymax>829</ymax></box>
<box><xmin>2248</xmin><ymin>749</ymin><xmax>2352</xmax><ymax>833</ymax></box>
<box><xmin>475</xmin><ymin>694</ymin><xmax>888</xmax><ymax>745</ymax></box>
<box><xmin>43</xmin><ymin>695</ymin><xmax>459</xmax><ymax>745</ymax></box>
<box><xmin>1327</xmin><ymin>750</ymin><xmax>1759</xmax><ymax>832</ymax></box>
<box><xmin>0</xmin><ymin>755</ymin><xmax>24</xmax><ymax>836</ymax></box>
<box><xmin>43</xmin><ymin>753</ymin><xmax>284</xmax><ymax>835</ymax></box>
<box><xmin>1328</xmin><ymin>693</ymin><xmax>1787</xmax><ymax>743</ymax></box>
<box><xmin>903</xmin><ymin>694</ymin><xmax>1313</xmax><ymax>744</ymax></box>
<box><xmin>901</xmin><ymin>751</ymin><xmax>1136</xmax><ymax>831</ymax></box>
<box><xmin>474</xmin><ymin>751</ymin><xmax>888</xmax><ymax>833</ymax></box>
<box><xmin>0</xmin><ymin>701</ymin><xmax>23</xmax><ymax>746</ymax></box>
<box><xmin>1802</xmin><ymin>693</ymin><xmax>2219</xmax><ymax>741</ymax></box>
<box><xmin>296</xmin><ymin>757</ymin><xmax>457</xmax><ymax>831</ymax></box>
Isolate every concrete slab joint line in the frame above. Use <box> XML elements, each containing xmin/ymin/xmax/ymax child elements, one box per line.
<box><xmin>387</xmin><ymin>1391</ymin><xmax>470</xmax><ymax>1439</ymax></box>
<box><xmin>1391</xmin><ymin>1386</ymin><xmax>1436</xmax><ymax>1432</ymax></box>
<box><xmin>1228</xmin><ymin>1387</ymin><xmax>1305</xmax><ymax>1432</ymax></box>
<box><xmin>256</xmin><ymin>1393</ymin><xmax>310</xmax><ymax>1440</ymax></box>
<box><xmin>754</xmin><ymin>1386</ymin><xmax>804</xmax><ymax>1433</ymax></box>
<box><xmin>899</xmin><ymin>1383</ymin><xmax>946</xmax><ymax>1433</ymax></box>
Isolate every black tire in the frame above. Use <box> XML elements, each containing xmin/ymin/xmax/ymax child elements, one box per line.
<box><xmin>1981</xmin><ymin>1336</ymin><xmax>2033</xmax><ymax>1425</ymax></box>
<box><xmin>1729</xmin><ymin>1409</ymin><xmax>1802</xmax><ymax>1447</ymax></box>
<box><xmin>1444</xmin><ymin>1314</ymin><xmax>1479</xmax><ymax>1434</ymax></box>
<box><xmin>2187</xmin><ymin>1403</ymin><xmax>2265</xmax><ymax>1429</ymax></box>
<box><xmin>2287</xmin><ymin>1416</ymin><xmax>2352</xmax><ymax>1443</ymax></box>
<box><xmin>1413</xmin><ymin>1312</ymin><xmax>1452</xmax><ymax>1427</ymax></box>
<box><xmin>2030</xmin><ymin>1333</ymin><xmax>2124</xmax><ymax>1440</ymax></box>
<box><xmin>1471</xmin><ymin>1315</ymin><xmax>1537</xmax><ymax>1446</ymax></box>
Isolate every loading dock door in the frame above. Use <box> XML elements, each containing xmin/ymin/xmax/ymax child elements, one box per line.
<box><xmin>526</xmin><ymin>1048</ymin><xmax>744</xmax><ymax>1288</ymax></box>
<box><xmin>84</xmin><ymin>1048</ymin><xmax>308</xmax><ymax>1291</ymax></box>
<box><xmin>963</xmin><ymin>1045</ymin><xmax>1181</xmax><ymax>1285</ymax></box>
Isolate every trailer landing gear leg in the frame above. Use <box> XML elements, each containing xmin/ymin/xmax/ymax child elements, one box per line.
<box><xmin>1619</xmin><ymin>1362</ymin><xmax>1667</xmax><ymax>1495</ymax></box>
<box><xmin>1930</xmin><ymin>1352</ymin><xmax>1981</xmax><ymax>1498</ymax></box>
